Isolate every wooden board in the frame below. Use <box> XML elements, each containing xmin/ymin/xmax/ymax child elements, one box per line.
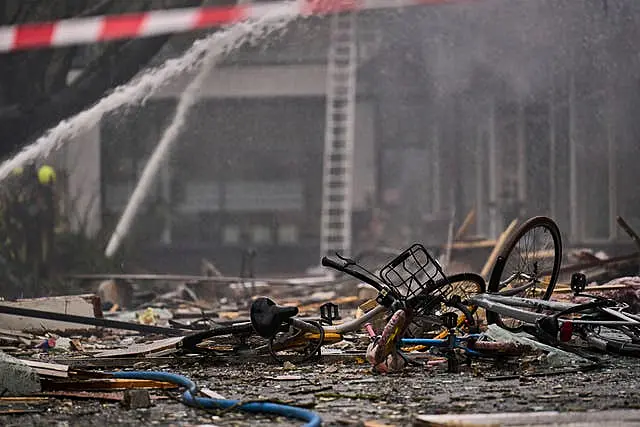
<box><xmin>22</xmin><ymin>360</ymin><xmax>70</xmax><ymax>378</ymax></box>
<box><xmin>93</xmin><ymin>336</ymin><xmax>185</xmax><ymax>358</ymax></box>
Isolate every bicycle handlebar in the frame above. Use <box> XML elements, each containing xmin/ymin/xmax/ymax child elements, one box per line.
<box><xmin>321</xmin><ymin>255</ymin><xmax>392</xmax><ymax>297</ymax></box>
<box><xmin>320</xmin><ymin>256</ymin><xmax>343</xmax><ymax>271</ymax></box>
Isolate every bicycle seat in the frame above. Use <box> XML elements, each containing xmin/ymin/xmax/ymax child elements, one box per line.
<box><xmin>250</xmin><ymin>297</ymin><xmax>299</xmax><ymax>338</ymax></box>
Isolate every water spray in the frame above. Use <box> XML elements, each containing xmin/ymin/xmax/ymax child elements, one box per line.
<box><xmin>0</xmin><ymin>3</ymin><xmax>298</xmax><ymax>183</ymax></box>
<box><xmin>105</xmin><ymin>4</ymin><xmax>299</xmax><ymax>257</ymax></box>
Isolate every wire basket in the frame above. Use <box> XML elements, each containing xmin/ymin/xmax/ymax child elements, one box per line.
<box><xmin>379</xmin><ymin>244</ymin><xmax>452</xmax><ymax>307</ymax></box>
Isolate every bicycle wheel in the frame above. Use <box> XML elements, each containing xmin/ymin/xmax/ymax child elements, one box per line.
<box><xmin>410</xmin><ymin>273</ymin><xmax>486</xmax><ymax>337</ymax></box>
<box><xmin>487</xmin><ymin>216</ymin><xmax>562</xmax><ymax>330</ymax></box>
<box><xmin>582</xmin><ymin>326</ymin><xmax>640</xmax><ymax>357</ymax></box>
<box><xmin>181</xmin><ymin>322</ymin><xmax>255</xmax><ymax>349</ymax></box>
<box><xmin>268</xmin><ymin>322</ymin><xmax>325</xmax><ymax>364</ymax></box>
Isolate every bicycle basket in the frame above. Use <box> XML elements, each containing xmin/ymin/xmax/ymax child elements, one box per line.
<box><xmin>379</xmin><ymin>244</ymin><xmax>451</xmax><ymax>304</ymax></box>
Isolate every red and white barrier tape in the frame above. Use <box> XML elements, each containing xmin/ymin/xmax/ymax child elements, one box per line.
<box><xmin>0</xmin><ymin>0</ymin><xmax>471</xmax><ymax>53</ymax></box>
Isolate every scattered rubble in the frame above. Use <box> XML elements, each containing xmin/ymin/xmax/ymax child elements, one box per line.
<box><xmin>0</xmin><ymin>351</ymin><xmax>41</xmax><ymax>396</ymax></box>
<box><xmin>0</xmin><ymin>216</ymin><xmax>639</xmax><ymax>425</ymax></box>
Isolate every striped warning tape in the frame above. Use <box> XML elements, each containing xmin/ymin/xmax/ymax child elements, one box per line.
<box><xmin>0</xmin><ymin>0</ymin><xmax>472</xmax><ymax>53</ymax></box>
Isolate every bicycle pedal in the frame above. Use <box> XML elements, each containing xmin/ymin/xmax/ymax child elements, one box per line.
<box><xmin>570</xmin><ymin>273</ymin><xmax>587</xmax><ymax>294</ymax></box>
<box><xmin>376</xmin><ymin>289</ymin><xmax>394</xmax><ymax>307</ymax></box>
<box><xmin>441</xmin><ymin>312</ymin><xmax>458</xmax><ymax>329</ymax></box>
<box><xmin>320</xmin><ymin>302</ymin><xmax>341</xmax><ymax>325</ymax></box>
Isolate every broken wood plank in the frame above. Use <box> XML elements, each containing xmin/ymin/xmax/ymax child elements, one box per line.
<box><xmin>93</xmin><ymin>336</ymin><xmax>184</xmax><ymax>358</ymax></box>
<box><xmin>447</xmin><ymin>240</ymin><xmax>496</xmax><ymax>250</ymax></box>
<box><xmin>454</xmin><ymin>209</ymin><xmax>476</xmax><ymax>241</ymax></box>
<box><xmin>480</xmin><ymin>219</ymin><xmax>519</xmax><ymax>280</ymax></box>
<box><xmin>0</xmin><ymin>397</ymin><xmax>49</xmax><ymax>402</ymax></box>
<box><xmin>0</xmin><ymin>294</ymin><xmax>101</xmax><ymax>333</ymax></box>
<box><xmin>39</xmin><ymin>391</ymin><xmax>124</xmax><ymax>401</ymax></box>
<box><xmin>52</xmin><ymin>356</ymin><xmax>203</xmax><ymax>369</ymax></box>
<box><xmin>21</xmin><ymin>360</ymin><xmax>70</xmax><ymax>378</ymax></box>
<box><xmin>41</xmin><ymin>378</ymin><xmax>178</xmax><ymax>391</ymax></box>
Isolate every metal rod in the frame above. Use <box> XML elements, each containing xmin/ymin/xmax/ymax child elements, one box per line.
<box><xmin>0</xmin><ymin>304</ymin><xmax>187</xmax><ymax>336</ymax></box>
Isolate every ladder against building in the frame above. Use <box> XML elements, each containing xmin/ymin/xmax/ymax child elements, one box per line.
<box><xmin>320</xmin><ymin>11</ymin><xmax>357</xmax><ymax>259</ymax></box>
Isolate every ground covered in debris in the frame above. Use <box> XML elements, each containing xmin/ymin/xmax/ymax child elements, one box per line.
<box><xmin>2</xmin><ymin>353</ymin><xmax>640</xmax><ymax>426</ymax></box>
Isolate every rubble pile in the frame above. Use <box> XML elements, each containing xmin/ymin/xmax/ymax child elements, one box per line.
<box><xmin>0</xmin><ymin>215</ymin><xmax>639</xmax><ymax>426</ymax></box>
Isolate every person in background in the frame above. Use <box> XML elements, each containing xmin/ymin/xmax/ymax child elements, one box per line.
<box><xmin>35</xmin><ymin>164</ymin><xmax>57</xmax><ymax>279</ymax></box>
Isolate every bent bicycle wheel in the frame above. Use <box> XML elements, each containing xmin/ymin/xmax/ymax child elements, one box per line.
<box><xmin>487</xmin><ymin>216</ymin><xmax>562</xmax><ymax>331</ymax></box>
<box><xmin>410</xmin><ymin>273</ymin><xmax>486</xmax><ymax>337</ymax></box>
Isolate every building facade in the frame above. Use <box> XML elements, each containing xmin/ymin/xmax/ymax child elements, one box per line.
<box><xmin>60</xmin><ymin>2</ymin><xmax>640</xmax><ymax>274</ymax></box>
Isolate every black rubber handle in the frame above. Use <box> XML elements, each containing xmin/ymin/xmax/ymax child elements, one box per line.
<box><xmin>321</xmin><ymin>255</ymin><xmax>388</xmax><ymax>295</ymax></box>
<box><xmin>321</xmin><ymin>256</ymin><xmax>343</xmax><ymax>270</ymax></box>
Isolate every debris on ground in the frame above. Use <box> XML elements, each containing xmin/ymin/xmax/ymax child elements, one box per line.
<box><xmin>0</xmin><ymin>351</ymin><xmax>41</xmax><ymax>396</ymax></box>
<box><xmin>1</xmin><ymin>217</ymin><xmax>640</xmax><ymax>425</ymax></box>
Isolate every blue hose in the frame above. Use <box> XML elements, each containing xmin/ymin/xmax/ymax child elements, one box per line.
<box><xmin>112</xmin><ymin>370</ymin><xmax>322</xmax><ymax>427</ymax></box>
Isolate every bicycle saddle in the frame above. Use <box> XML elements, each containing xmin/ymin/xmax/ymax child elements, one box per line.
<box><xmin>250</xmin><ymin>297</ymin><xmax>299</xmax><ymax>338</ymax></box>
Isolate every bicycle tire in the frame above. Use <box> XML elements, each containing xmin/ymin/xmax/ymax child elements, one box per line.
<box><xmin>487</xmin><ymin>216</ymin><xmax>562</xmax><ymax>331</ymax></box>
<box><xmin>441</xmin><ymin>273</ymin><xmax>486</xmax><ymax>328</ymax></box>
<box><xmin>411</xmin><ymin>273</ymin><xmax>486</xmax><ymax>337</ymax></box>
<box><xmin>181</xmin><ymin>322</ymin><xmax>254</xmax><ymax>349</ymax></box>
<box><xmin>268</xmin><ymin>321</ymin><xmax>325</xmax><ymax>364</ymax></box>
<box><xmin>583</xmin><ymin>329</ymin><xmax>640</xmax><ymax>357</ymax></box>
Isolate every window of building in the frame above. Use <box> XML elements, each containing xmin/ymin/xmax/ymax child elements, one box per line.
<box><xmin>278</xmin><ymin>225</ymin><xmax>298</xmax><ymax>245</ymax></box>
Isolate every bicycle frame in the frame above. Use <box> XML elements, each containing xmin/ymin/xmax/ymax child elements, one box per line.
<box><xmin>399</xmin><ymin>335</ymin><xmax>485</xmax><ymax>357</ymax></box>
<box><xmin>469</xmin><ymin>293</ymin><xmax>640</xmax><ymax>328</ymax></box>
<box><xmin>497</xmin><ymin>272</ymin><xmax>550</xmax><ymax>296</ymax></box>
<box><xmin>289</xmin><ymin>304</ymin><xmax>388</xmax><ymax>336</ymax></box>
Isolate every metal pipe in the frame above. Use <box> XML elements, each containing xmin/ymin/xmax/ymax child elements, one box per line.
<box><xmin>0</xmin><ymin>304</ymin><xmax>187</xmax><ymax>336</ymax></box>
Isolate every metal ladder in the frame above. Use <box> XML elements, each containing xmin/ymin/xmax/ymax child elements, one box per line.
<box><xmin>320</xmin><ymin>11</ymin><xmax>358</xmax><ymax>259</ymax></box>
